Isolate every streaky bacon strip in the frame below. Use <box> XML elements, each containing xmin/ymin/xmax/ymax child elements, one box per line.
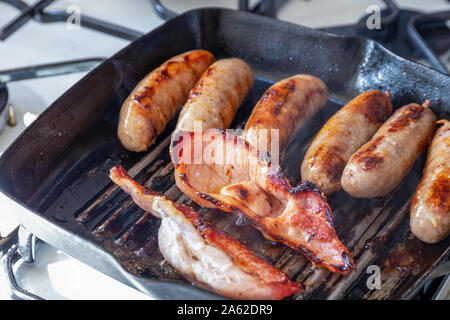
<box><xmin>110</xmin><ymin>166</ymin><xmax>301</xmax><ymax>300</ymax></box>
<box><xmin>170</xmin><ymin>129</ymin><xmax>355</xmax><ymax>274</ymax></box>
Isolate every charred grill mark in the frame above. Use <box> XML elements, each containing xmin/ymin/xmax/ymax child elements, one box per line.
<box><xmin>311</xmin><ymin>145</ymin><xmax>346</xmax><ymax>182</ymax></box>
<box><xmin>352</xmin><ymin>136</ymin><xmax>384</xmax><ymax>164</ymax></box>
<box><xmin>359</xmin><ymin>91</ymin><xmax>392</xmax><ymax>124</ymax></box>
<box><xmin>159</xmin><ymin>68</ymin><xmax>170</xmax><ymax>79</ymax></box>
<box><xmin>363</xmin><ymin>136</ymin><xmax>384</xmax><ymax>152</ymax></box>
<box><xmin>134</xmin><ymin>86</ymin><xmax>154</xmax><ymax>102</ymax></box>
<box><xmin>328</xmin><ymin>157</ymin><xmax>346</xmax><ymax>183</ymax></box>
<box><xmin>151</xmin><ymin>64</ymin><xmax>173</xmax><ymax>87</ymax></box>
<box><xmin>179</xmin><ymin>173</ymin><xmax>188</xmax><ymax>183</ymax></box>
<box><xmin>197</xmin><ymin>191</ymin><xmax>235</xmax><ymax>212</ymax></box>
<box><xmin>388</xmin><ymin>104</ymin><xmax>424</xmax><ymax>133</ymax></box>
<box><xmin>360</xmin><ymin>155</ymin><xmax>383</xmax><ymax>170</ymax></box>
<box><xmin>132</xmin><ymin>63</ymin><xmax>178</xmax><ymax>112</ymax></box>
<box><xmin>238</xmin><ymin>188</ymin><xmax>248</xmax><ymax>200</ymax></box>
<box><xmin>428</xmin><ymin>171</ymin><xmax>450</xmax><ymax>214</ymax></box>
<box><xmin>291</xmin><ymin>180</ymin><xmax>321</xmax><ymax>194</ymax></box>
<box><xmin>231</xmin><ymin>185</ymin><xmax>249</xmax><ymax>200</ymax></box>
<box><xmin>148</xmin><ymin>118</ymin><xmax>157</xmax><ymax>139</ymax></box>
<box><xmin>259</xmin><ymin>79</ymin><xmax>296</xmax><ymax>116</ymax></box>
<box><xmin>221</xmin><ymin>183</ymin><xmax>250</xmax><ymax>201</ymax></box>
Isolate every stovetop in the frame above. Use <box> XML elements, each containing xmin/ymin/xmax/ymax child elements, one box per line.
<box><xmin>0</xmin><ymin>0</ymin><xmax>448</xmax><ymax>300</ymax></box>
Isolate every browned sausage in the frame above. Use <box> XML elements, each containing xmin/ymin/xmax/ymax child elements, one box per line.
<box><xmin>118</xmin><ymin>50</ymin><xmax>215</xmax><ymax>152</ymax></box>
<box><xmin>175</xmin><ymin>58</ymin><xmax>254</xmax><ymax>133</ymax></box>
<box><xmin>301</xmin><ymin>90</ymin><xmax>392</xmax><ymax>195</ymax></box>
<box><xmin>243</xmin><ymin>75</ymin><xmax>327</xmax><ymax>162</ymax></box>
<box><xmin>341</xmin><ymin>101</ymin><xmax>436</xmax><ymax>198</ymax></box>
<box><xmin>410</xmin><ymin>119</ymin><xmax>450</xmax><ymax>243</ymax></box>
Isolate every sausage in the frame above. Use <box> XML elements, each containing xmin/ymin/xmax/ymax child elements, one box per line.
<box><xmin>243</xmin><ymin>75</ymin><xmax>327</xmax><ymax>161</ymax></box>
<box><xmin>175</xmin><ymin>58</ymin><xmax>254</xmax><ymax>133</ymax></box>
<box><xmin>341</xmin><ymin>101</ymin><xmax>436</xmax><ymax>198</ymax></box>
<box><xmin>410</xmin><ymin>119</ymin><xmax>450</xmax><ymax>243</ymax></box>
<box><xmin>301</xmin><ymin>90</ymin><xmax>392</xmax><ymax>195</ymax></box>
<box><xmin>118</xmin><ymin>50</ymin><xmax>215</xmax><ymax>152</ymax></box>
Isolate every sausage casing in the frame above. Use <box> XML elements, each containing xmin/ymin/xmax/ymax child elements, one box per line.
<box><xmin>175</xmin><ymin>58</ymin><xmax>254</xmax><ymax>132</ymax></box>
<box><xmin>118</xmin><ymin>50</ymin><xmax>215</xmax><ymax>152</ymax></box>
<box><xmin>410</xmin><ymin>120</ymin><xmax>450</xmax><ymax>243</ymax></box>
<box><xmin>243</xmin><ymin>75</ymin><xmax>327</xmax><ymax>160</ymax></box>
<box><xmin>301</xmin><ymin>90</ymin><xmax>392</xmax><ymax>195</ymax></box>
<box><xmin>341</xmin><ymin>102</ymin><xmax>436</xmax><ymax>198</ymax></box>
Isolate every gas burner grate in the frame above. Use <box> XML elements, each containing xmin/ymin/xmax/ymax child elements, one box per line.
<box><xmin>0</xmin><ymin>0</ymin><xmax>143</xmax><ymax>41</ymax></box>
<box><xmin>151</xmin><ymin>0</ymin><xmax>449</xmax><ymax>74</ymax></box>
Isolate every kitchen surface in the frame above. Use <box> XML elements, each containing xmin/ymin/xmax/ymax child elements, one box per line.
<box><xmin>0</xmin><ymin>0</ymin><xmax>448</xmax><ymax>300</ymax></box>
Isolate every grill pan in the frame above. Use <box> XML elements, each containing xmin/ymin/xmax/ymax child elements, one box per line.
<box><xmin>0</xmin><ymin>8</ymin><xmax>448</xmax><ymax>300</ymax></box>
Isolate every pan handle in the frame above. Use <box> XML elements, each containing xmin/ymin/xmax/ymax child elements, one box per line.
<box><xmin>0</xmin><ymin>226</ymin><xmax>43</xmax><ymax>300</ymax></box>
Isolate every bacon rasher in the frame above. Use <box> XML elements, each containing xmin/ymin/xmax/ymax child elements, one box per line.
<box><xmin>110</xmin><ymin>166</ymin><xmax>301</xmax><ymax>300</ymax></box>
<box><xmin>171</xmin><ymin>129</ymin><xmax>355</xmax><ymax>274</ymax></box>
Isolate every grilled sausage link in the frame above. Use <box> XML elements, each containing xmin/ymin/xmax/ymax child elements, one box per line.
<box><xmin>341</xmin><ymin>101</ymin><xmax>436</xmax><ymax>198</ymax></box>
<box><xmin>175</xmin><ymin>58</ymin><xmax>254</xmax><ymax>133</ymax></box>
<box><xmin>118</xmin><ymin>50</ymin><xmax>215</xmax><ymax>152</ymax></box>
<box><xmin>243</xmin><ymin>75</ymin><xmax>327</xmax><ymax>160</ymax></box>
<box><xmin>410</xmin><ymin>119</ymin><xmax>450</xmax><ymax>243</ymax></box>
<box><xmin>301</xmin><ymin>90</ymin><xmax>392</xmax><ymax>195</ymax></box>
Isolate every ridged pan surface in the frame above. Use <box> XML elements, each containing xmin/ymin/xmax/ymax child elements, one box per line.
<box><xmin>0</xmin><ymin>9</ymin><xmax>448</xmax><ymax>299</ymax></box>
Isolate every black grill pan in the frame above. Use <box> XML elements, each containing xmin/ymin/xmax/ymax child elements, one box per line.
<box><xmin>0</xmin><ymin>8</ymin><xmax>448</xmax><ymax>300</ymax></box>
